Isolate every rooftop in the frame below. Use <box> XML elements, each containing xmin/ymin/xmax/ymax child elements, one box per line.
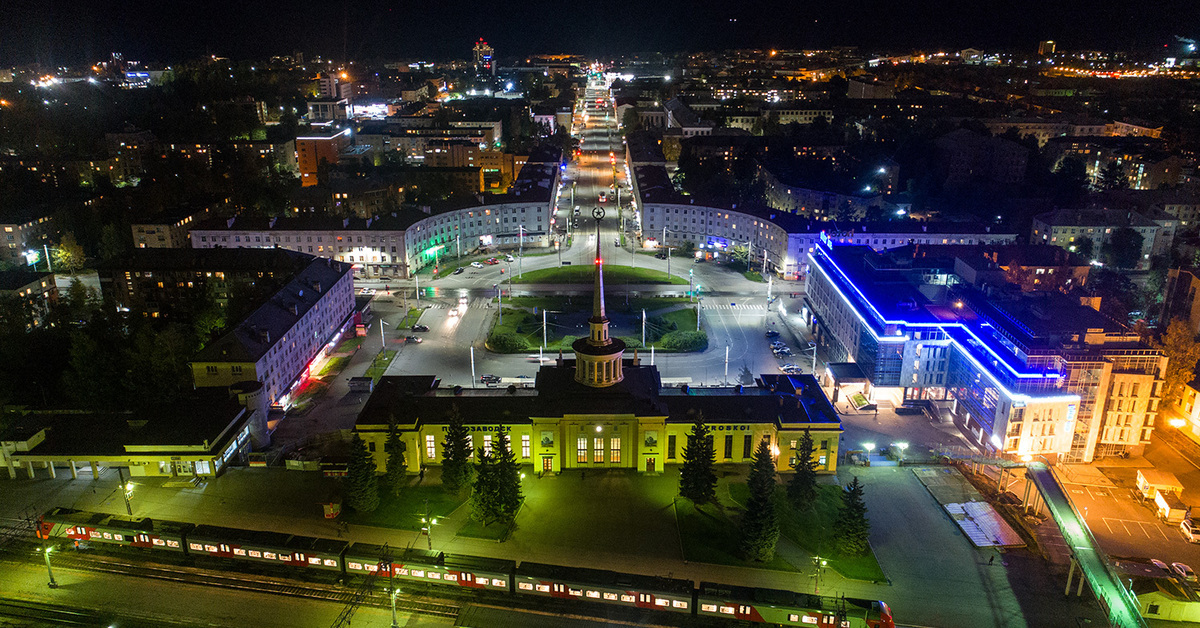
<box><xmin>0</xmin><ymin>269</ymin><xmax>54</xmax><ymax>292</ymax></box>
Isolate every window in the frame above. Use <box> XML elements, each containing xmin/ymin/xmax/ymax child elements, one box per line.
<box><xmin>483</xmin><ymin>435</ymin><xmax>493</xmax><ymax>455</ymax></box>
<box><xmin>205</xmin><ymin>365</ymin><xmax>218</xmax><ymax>375</ymax></box>
<box><xmin>724</xmin><ymin>435</ymin><xmax>733</xmax><ymax>459</ymax></box>
<box><xmin>609</xmin><ymin>438</ymin><xmax>620</xmax><ymax>463</ymax></box>
<box><xmin>578</xmin><ymin>437</ymin><xmax>587</xmax><ymax>463</ymax></box>
<box><xmin>594</xmin><ymin>437</ymin><xmax>604</xmax><ymax>462</ymax></box>
<box><xmin>743</xmin><ymin>434</ymin><xmax>752</xmax><ymax>459</ymax></box>
<box><xmin>521</xmin><ymin>435</ymin><xmax>530</xmax><ymax>458</ymax></box>
<box><xmin>426</xmin><ymin>435</ymin><xmax>436</xmax><ymax>460</ymax></box>
<box><xmin>231</xmin><ymin>365</ymin><xmax>243</xmax><ymax>376</ymax></box>
<box><xmin>667</xmin><ymin>434</ymin><xmax>676</xmax><ymax>459</ymax></box>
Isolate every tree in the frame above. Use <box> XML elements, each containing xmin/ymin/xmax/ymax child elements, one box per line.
<box><xmin>739</xmin><ymin>440</ymin><xmax>780</xmax><ymax>562</ymax></box>
<box><xmin>834</xmin><ymin>476</ymin><xmax>871</xmax><ymax>557</ymax></box>
<box><xmin>441</xmin><ymin>404</ymin><xmax>474</xmax><ymax>495</ymax></box>
<box><xmin>1098</xmin><ymin>160</ymin><xmax>1129</xmax><ymax>190</ymax></box>
<box><xmin>787</xmin><ymin>429</ymin><xmax>818</xmax><ymax>508</ymax></box>
<box><xmin>54</xmin><ymin>232</ymin><xmax>86</xmax><ymax>274</ymax></box>
<box><xmin>1104</xmin><ymin>227</ymin><xmax>1144</xmax><ymax>270</ymax></box>
<box><xmin>1157</xmin><ymin>319</ymin><xmax>1200</xmax><ymax>406</ymax></box>
<box><xmin>124</xmin><ymin>324</ymin><xmax>195</xmax><ymax>406</ymax></box>
<box><xmin>1074</xmin><ymin>236</ymin><xmax>1094</xmax><ymax>260</ymax></box>
<box><xmin>679</xmin><ymin>411</ymin><xmax>717</xmax><ymax>505</ymax></box>
<box><xmin>384</xmin><ymin>415</ymin><xmax>407</xmax><ymax>496</ymax></box>
<box><xmin>344</xmin><ymin>434</ymin><xmax>380</xmax><ymax>513</ymax></box>
<box><xmin>470</xmin><ymin>430</ymin><xmax>524</xmax><ymax>526</ymax></box>
<box><xmin>621</xmin><ymin>108</ymin><xmax>642</xmax><ymax>136</ymax></box>
<box><xmin>98</xmin><ymin>224</ymin><xmax>127</xmax><ymax>262</ymax></box>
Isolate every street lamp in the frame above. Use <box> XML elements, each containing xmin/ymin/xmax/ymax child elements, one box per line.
<box><xmin>863</xmin><ymin>443</ymin><xmax>876</xmax><ymax>463</ymax></box>
<box><xmin>380</xmin><ymin>318</ymin><xmax>390</xmax><ymax>349</ymax></box>
<box><xmin>41</xmin><ymin>545</ymin><xmax>58</xmax><ymax>588</ymax></box>
<box><xmin>894</xmin><ymin>442</ymin><xmax>909</xmax><ymax>460</ymax></box>
<box><xmin>117</xmin><ymin>467</ymin><xmax>133</xmax><ymax>516</ymax></box>
<box><xmin>812</xmin><ymin>555</ymin><xmax>827</xmax><ymax>594</ymax></box>
<box><xmin>389</xmin><ymin>586</ymin><xmax>401</xmax><ymax>628</ymax></box>
<box><xmin>421</xmin><ymin>498</ymin><xmax>438</xmax><ymax>551</ymax></box>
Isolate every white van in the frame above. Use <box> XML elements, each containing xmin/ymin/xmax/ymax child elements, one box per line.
<box><xmin>1180</xmin><ymin>519</ymin><xmax>1200</xmax><ymax>543</ymax></box>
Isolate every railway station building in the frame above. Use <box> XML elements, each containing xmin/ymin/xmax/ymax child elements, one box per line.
<box><xmin>355</xmin><ymin>217</ymin><xmax>842</xmax><ymax>475</ymax></box>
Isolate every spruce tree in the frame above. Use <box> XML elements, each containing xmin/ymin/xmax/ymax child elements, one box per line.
<box><xmin>679</xmin><ymin>411</ymin><xmax>717</xmax><ymax>505</ymax></box>
<box><xmin>384</xmin><ymin>415</ymin><xmax>406</xmax><ymax>496</ymax></box>
<box><xmin>835</xmin><ymin>476</ymin><xmax>871</xmax><ymax>557</ymax></box>
<box><xmin>345</xmin><ymin>434</ymin><xmax>380</xmax><ymax>513</ymax></box>
<box><xmin>469</xmin><ymin>445</ymin><xmax>497</xmax><ymax>524</ymax></box>
<box><xmin>787</xmin><ymin>428</ymin><xmax>818</xmax><ymax>508</ymax></box>
<box><xmin>491</xmin><ymin>432</ymin><xmax>525</xmax><ymax>524</ymax></box>
<box><xmin>739</xmin><ymin>440</ymin><xmax>780</xmax><ymax>562</ymax></box>
<box><xmin>441</xmin><ymin>404</ymin><xmax>474</xmax><ymax>496</ymax></box>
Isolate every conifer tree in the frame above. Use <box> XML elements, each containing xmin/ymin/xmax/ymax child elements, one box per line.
<box><xmin>739</xmin><ymin>440</ymin><xmax>780</xmax><ymax>561</ymax></box>
<box><xmin>441</xmin><ymin>404</ymin><xmax>474</xmax><ymax>495</ymax></box>
<box><xmin>384</xmin><ymin>415</ymin><xmax>406</xmax><ymax>496</ymax></box>
<box><xmin>345</xmin><ymin>434</ymin><xmax>380</xmax><ymax>513</ymax></box>
<box><xmin>491</xmin><ymin>432</ymin><xmax>525</xmax><ymax>524</ymax></box>
<box><xmin>787</xmin><ymin>428</ymin><xmax>818</xmax><ymax>508</ymax></box>
<box><xmin>835</xmin><ymin>476</ymin><xmax>871</xmax><ymax>557</ymax></box>
<box><xmin>469</xmin><ymin>444</ymin><xmax>497</xmax><ymax>524</ymax></box>
<box><xmin>679</xmin><ymin>411</ymin><xmax>717</xmax><ymax>505</ymax></box>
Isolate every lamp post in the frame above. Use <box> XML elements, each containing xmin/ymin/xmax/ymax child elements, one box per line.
<box><xmin>389</xmin><ymin>586</ymin><xmax>400</xmax><ymax>628</ymax></box>
<box><xmin>44</xmin><ymin>244</ymin><xmax>52</xmax><ymax>273</ymax></box>
<box><xmin>518</xmin><ymin>225</ymin><xmax>525</xmax><ymax>278</ymax></box>
<box><xmin>470</xmin><ymin>346</ymin><xmax>476</xmax><ymax>389</ymax></box>
<box><xmin>494</xmin><ymin>284</ymin><xmax>502</xmax><ymax>325</ymax></box>
<box><xmin>894</xmin><ymin>442</ymin><xmax>909</xmax><ymax>461</ymax></box>
<box><xmin>41</xmin><ymin>545</ymin><xmax>58</xmax><ymax>588</ymax></box>
<box><xmin>421</xmin><ymin>498</ymin><xmax>438</xmax><ymax>551</ymax></box>
<box><xmin>642</xmin><ymin>309</ymin><xmax>646</xmax><ymax>347</ymax></box>
<box><xmin>812</xmin><ymin>556</ymin><xmax>827</xmax><ymax>594</ymax></box>
<box><xmin>806</xmin><ymin>342</ymin><xmax>819</xmax><ymax>375</ymax></box>
<box><xmin>117</xmin><ymin>466</ymin><xmax>133</xmax><ymax>516</ymax></box>
<box><xmin>379</xmin><ymin>318</ymin><xmax>389</xmax><ymax>349</ymax></box>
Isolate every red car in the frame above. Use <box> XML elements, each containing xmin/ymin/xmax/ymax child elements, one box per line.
<box><xmin>484</xmin><ymin>258</ymin><xmax>500</xmax><ymax>265</ymax></box>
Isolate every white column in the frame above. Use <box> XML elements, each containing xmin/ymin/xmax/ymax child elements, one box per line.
<box><xmin>70</xmin><ymin>460</ymin><xmax>78</xmax><ymax>480</ymax></box>
<box><xmin>46</xmin><ymin>461</ymin><xmax>56</xmax><ymax>478</ymax></box>
<box><xmin>26</xmin><ymin>461</ymin><xmax>36</xmax><ymax>479</ymax></box>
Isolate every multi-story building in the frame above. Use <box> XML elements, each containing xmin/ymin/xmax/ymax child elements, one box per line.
<box><xmin>296</xmin><ymin>126</ymin><xmax>353</xmax><ymax>187</ymax></box>
<box><xmin>330</xmin><ymin>176</ymin><xmax>404</xmax><ymax>219</ymax></box>
<box><xmin>0</xmin><ymin>209</ymin><xmax>56</xmax><ymax>265</ymax></box>
<box><xmin>228</xmin><ymin>139</ymin><xmax>298</xmax><ymax>174</ymax></box>
<box><xmin>356</xmin><ymin>124</ymin><xmax>489</xmax><ymax>162</ymax></box>
<box><xmin>1162</xmin><ymin>268</ymin><xmax>1200</xmax><ymax>335</ymax></box>
<box><xmin>131</xmin><ymin>206</ymin><xmax>212</xmax><ymax>249</ymax></box>
<box><xmin>190</xmin><ymin>254</ymin><xmax>355</xmax><ymax>405</ymax></box>
<box><xmin>804</xmin><ymin>242</ymin><xmax>1165</xmax><ymax>463</ymax></box>
<box><xmin>633</xmin><ymin>164</ymin><xmax>1016</xmax><ymax>280</ymax></box>
<box><xmin>105</xmin><ymin>128</ymin><xmax>156</xmax><ymax>183</ymax></box>
<box><xmin>935</xmin><ymin>129</ymin><xmax>1029</xmax><ymax>188</ymax></box>
<box><xmin>1031</xmin><ymin>208</ymin><xmax>1176</xmax><ymax>268</ymax></box>
<box><xmin>473</xmin><ymin>39</ymin><xmax>495</xmax><ymax>75</ymax></box>
<box><xmin>760</xmin><ymin>166</ymin><xmax>888</xmax><ymax>220</ymax></box>
<box><xmin>0</xmin><ymin>270</ymin><xmax>58</xmax><ymax>329</ymax></box>
<box><xmin>663</xmin><ymin>98</ymin><xmax>715</xmax><ymax>137</ymax></box>
<box><xmin>307</xmin><ymin>99</ymin><xmax>349</xmax><ymax>122</ymax></box>
<box><xmin>422</xmin><ymin>141</ymin><xmax>524</xmax><ymax>191</ymax></box>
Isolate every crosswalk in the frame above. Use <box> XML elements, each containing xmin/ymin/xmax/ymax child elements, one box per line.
<box><xmin>704</xmin><ymin>303</ymin><xmax>766</xmax><ymax>311</ymax></box>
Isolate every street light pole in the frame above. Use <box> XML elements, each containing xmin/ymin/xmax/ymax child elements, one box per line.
<box><xmin>544</xmin><ymin>309</ymin><xmax>548</xmax><ymax>349</ymax></box>
<box><xmin>44</xmin><ymin>244</ymin><xmax>52</xmax><ymax>273</ymax></box>
<box><xmin>470</xmin><ymin>347</ymin><xmax>476</xmax><ymax>388</ymax></box>
<box><xmin>117</xmin><ymin>466</ymin><xmax>133</xmax><ymax>516</ymax></box>
<box><xmin>518</xmin><ymin>225</ymin><xmax>524</xmax><ymax>278</ymax></box>
<box><xmin>42</xmin><ymin>545</ymin><xmax>58</xmax><ymax>588</ymax></box>
<box><xmin>414</xmin><ymin>271</ymin><xmax>420</xmax><ymax>304</ymax></box>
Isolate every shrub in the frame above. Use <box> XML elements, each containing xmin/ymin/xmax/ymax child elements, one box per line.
<box><xmin>661</xmin><ymin>330</ymin><xmax>708</xmax><ymax>352</ymax></box>
<box><xmin>488</xmin><ymin>333</ymin><xmax>526</xmax><ymax>353</ymax></box>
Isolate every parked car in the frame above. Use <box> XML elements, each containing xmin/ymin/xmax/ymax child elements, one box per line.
<box><xmin>1152</xmin><ymin>559</ymin><xmax>1172</xmax><ymax>574</ymax></box>
<box><xmin>404</xmin><ymin>335</ymin><xmax>423</xmax><ymax>344</ymax></box>
<box><xmin>506</xmin><ymin>254</ymin><xmax>515</xmax><ymax>262</ymax></box>
<box><xmin>470</xmin><ymin>262</ymin><xmax>484</xmax><ymax>268</ymax></box>
<box><xmin>359</xmin><ymin>288</ymin><xmax>376</xmax><ymax>296</ymax></box>
<box><xmin>765</xmin><ymin>330</ymin><xmax>780</xmax><ymax>338</ymax></box>
<box><xmin>453</xmin><ymin>267</ymin><xmax>465</xmax><ymax>275</ymax></box>
<box><xmin>655</xmin><ymin>252</ymin><xmax>667</xmax><ymax>260</ymax></box>
<box><xmin>1174</xmin><ymin>562</ymin><xmax>1198</xmax><ymax>583</ymax></box>
<box><xmin>485</xmin><ymin>258</ymin><xmax>500</xmax><ymax>265</ymax></box>
<box><xmin>1181</xmin><ymin>519</ymin><xmax>1200</xmax><ymax>543</ymax></box>
<box><xmin>411</xmin><ymin>324</ymin><xmax>429</xmax><ymax>332</ymax></box>
<box><xmin>480</xmin><ymin>374</ymin><xmax>502</xmax><ymax>385</ymax></box>
<box><xmin>773</xmin><ymin>348</ymin><xmax>793</xmax><ymax>356</ymax></box>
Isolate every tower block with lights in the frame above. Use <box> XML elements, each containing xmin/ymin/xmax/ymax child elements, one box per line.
<box><xmin>573</xmin><ymin>207</ymin><xmax>626</xmax><ymax>387</ymax></box>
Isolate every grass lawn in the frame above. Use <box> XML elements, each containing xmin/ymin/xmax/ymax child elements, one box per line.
<box><xmin>503</xmin><ymin>295</ymin><xmax>692</xmax><ymax>313</ymax></box>
<box><xmin>343</xmin><ymin>484</ymin><xmax>466</xmax><ymax>531</ymax></box>
<box><xmin>316</xmin><ymin>356</ymin><xmax>351</xmax><ymax>378</ymax></box>
<box><xmin>743</xmin><ymin>271</ymin><xmax>765</xmax><ymax>282</ymax></box>
<box><xmin>658</xmin><ymin>307</ymin><xmax>698</xmax><ymax>332</ymax></box>
<box><xmin>674</xmin><ymin>498</ymin><xmax>798</xmax><ymax>572</ymax></box>
<box><xmin>456</xmin><ymin>519</ymin><xmax>511</xmax><ymax>541</ymax></box>
<box><xmin>729</xmin><ymin>483</ymin><xmax>886</xmax><ymax>582</ymax></box>
<box><xmin>336</xmin><ymin>336</ymin><xmax>364</xmax><ymax>353</ymax></box>
<box><xmin>364</xmin><ymin>350</ymin><xmax>398</xmax><ymax>383</ymax></box>
<box><xmin>397</xmin><ymin>307</ymin><xmax>423</xmax><ymax>329</ymax></box>
<box><xmin>489</xmin><ymin>308</ymin><xmax>575</xmax><ymax>352</ymax></box>
<box><xmin>513</xmin><ymin>265</ymin><xmax>687</xmax><ymax>285</ymax></box>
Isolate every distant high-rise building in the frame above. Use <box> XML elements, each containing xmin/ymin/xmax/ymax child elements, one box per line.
<box><xmin>473</xmin><ymin>38</ymin><xmax>495</xmax><ymax>75</ymax></box>
<box><xmin>1038</xmin><ymin>40</ymin><xmax>1056</xmax><ymax>56</ymax></box>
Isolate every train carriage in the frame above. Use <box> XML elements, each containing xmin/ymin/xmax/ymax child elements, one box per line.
<box><xmin>696</xmin><ymin>583</ymin><xmax>894</xmax><ymax>628</ymax></box>
<box><xmin>187</xmin><ymin>524</ymin><xmax>348</xmax><ymax>570</ymax></box>
<box><xmin>38</xmin><ymin>507</ymin><xmax>191</xmax><ymax>553</ymax></box>
<box><xmin>440</xmin><ymin>554</ymin><xmax>515</xmax><ymax>592</ymax></box>
<box><xmin>514</xmin><ymin>562</ymin><xmax>694</xmax><ymax>615</ymax></box>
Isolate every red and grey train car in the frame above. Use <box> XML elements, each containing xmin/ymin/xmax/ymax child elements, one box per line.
<box><xmin>186</xmin><ymin>524</ymin><xmax>345</xmax><ymax>573</ymax></box>
<box><xmin>697</xmin><ymin>582</ymin><xmax>894</xmax><ymax>628</ymax></box>
<box><xmin>343</xmin><ymin>543</ymin><xmax>513</xmax><ymax>593</ymax></box>
<box><xmin>513</xmin><ymin>561</ymin><xmax>695</xmax><ymax>615</ymax></box>
<box><xmin>38</xmin><ymin>507</ymin><xmax>191</xmax><ymax>553</ymax></box>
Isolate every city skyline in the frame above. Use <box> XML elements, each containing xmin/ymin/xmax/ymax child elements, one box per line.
<box><xmin>3</xmin><ymin>0</ymin><xmax>1199</xmax><ymax>65</ymax></box>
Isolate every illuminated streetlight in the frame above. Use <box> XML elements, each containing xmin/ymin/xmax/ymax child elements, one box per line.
<box><xmin>41</xmin><ymin>545</ymin><xmax>58</xmax><ymax>588</ymax></box>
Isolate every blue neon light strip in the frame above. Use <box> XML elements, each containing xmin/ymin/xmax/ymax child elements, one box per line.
<box><xmin>810</xmin><ymin>242</ymin><xmax>1067</xmax><ymax>395</ymax></box>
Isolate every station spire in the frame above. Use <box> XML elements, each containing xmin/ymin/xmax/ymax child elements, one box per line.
<box><xmin>572</xmin><ymin>207</ymin><xmax>625</xmax><ymax>387</ymax></box>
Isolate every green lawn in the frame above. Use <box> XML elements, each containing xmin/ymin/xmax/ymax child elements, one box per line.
<box><xmin>513</xmin><ymin>265</ymin><xmax>687</xmax><ymax>285</ymax></box>
<box><xmin>743</xmin><ymin>271</ymin><xmax>765</xmax><ymax>282</ymax></box>
<box><xmin>364</xmin><ymin>350</ymin><xmax>397</xmax><ymax>383</ymax></box>
<box><xmin>457</xmin><ymin>519</ymin><xmax>511</xmax><ymax>541</ymax></box>
<box><xmin>674</xmin><ymin>498</ymin><xmax>798</xmax><ymax>572</ymax></box>
<box><xmin>729</xmin><ymin>483</ymin><xmax>886</xmax><ymax>582</ymax></box>
<box><xmin>343</xmin><ymin>484</ymin><xmax>466</xmax><ymax>531</ymax></box>
<box><xmin>503</xmin><ymin>295</ymin><xmax>692</xmax><ymax>313</ymax></box>
<box><xmin>336</xmin><ymin>336</ymin><xmax>364</xmax><ymax>353</ymax></box>
<box><xmin>316</xmin><ymin>356</ymin><xmax>350</xmax><ymax>378</ymax></box>
<box><xmin>488</xmin><ymin>308</ymin><xmax>576</xmax><ymax>352</ymax></box>
<box><xmin>397</xmin><ymin>308</ymin><xmax>423</xmax><ymax>329</ymax></box>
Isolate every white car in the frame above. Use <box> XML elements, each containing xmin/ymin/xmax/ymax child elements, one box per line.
<box><xmin>470</xmin><ymin>262</ymin><xmax>484</xmax><ymax>268</ymax></box>
<box><xmin>1174</xmin><ymin>562</ymin><xmax>1198</xmax><ymax>583</ymax></box>
<box><xmin>447</xmin><ymin>308</ymin><xmax>459</xmax><ymax>317</ymax></box>
<box><xmin>359</xmin><ymin>288</ymin><xmax>376</xmax><ymax>296</ymax></box>
<box><xmin>506</xmin><ymin>255</ymin><xmax>515</xmax><ymax>262</ymax></box>
<box><xmin>1182</xmin><ymin>519</ymin><xmax>1200</xmax><ymax>543</ymax></box>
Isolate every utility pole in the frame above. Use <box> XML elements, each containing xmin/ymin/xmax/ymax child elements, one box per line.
<box><xmin>518</xmin><ymin>225</ymin><xmax>524</xmax><ymax>278</ymax></box>
<box><xmin>495</xmin><ymin>284</ymin><xmax>502</xmax><ymax>324</ymax></box>
<box><xmin>470</xmin><ymin>346</ymin><xmax>476</xmax><ymax>388</ymax></box>
<box><xmin>414</xmin><ymin>272</ymin><xmax>420</xmax><ymax>303</ymax></box>
<box><xmin>543</xmin><ymin>309</ymin><xmax>548</xmax><ymax>348</ymax></box>
<box><xmin>642</xmin><ymin>309</ymin><xmax>646</xmax><ymax>347</ymax></box>
<box><xmin>116</xmin><ymin>467</ymin><xmax>133</xmax><ymax>516</ymax></box>
<box><xmin>724</xmin><ymin>346</ymin><xmax>729</xmax><ymax>385</ymax></box>
<box><xmin>41</xmin><ymin>545</ymin><xmax>57</xmax><ymax>588</ymax></box>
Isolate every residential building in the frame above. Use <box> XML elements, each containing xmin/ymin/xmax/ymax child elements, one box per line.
<box><xmin>307</xmin><ymin>99</ymin><xmax>349</xmax><ymax>122</ymax></box>
<box><xmin>804</xmin><ymin>241</ymin><xmax>1165</xmax><ymax>463</ymax></box>
<box><xmin>131</xmin><ymin>206</ymin><xmax>212</xmax><ymax>249</ymax></box>
<box><xmin>0</xmin><ymin>270</ymin><xmax>58</xmax><ymax>328</ymax></box>
<box><xmin>1162</xmin><ymin>268</ymin><xmax>1200</xmax><ymax>335</ymax></box>
<box><xmin>105</xmin><ymin>128</ymin><xmax>156</xmax><ymax>183</ymax></box>
<box><xmin>934</xmin><ymin>129</ymin><xmax>1029</xmax><ymax>188</ymax></box>
<box><xmin>473</xmin><ymin>39</ymin><xmax>495</xmax><ymax>75</ymax></box>
<box><xmin>663</xmin><ymin>98</ymin><xmax>715</xmax><ymax>137</ymax></box>
<box><xmin>97</xmin><ymin>248</ymin><xmax>323</xmax><ymax>322</ymax></box>
<box><xmin>760</xmin><ymin>165</ymin><xmax>888</xmax><ymax>220</ymax></box>
<box><xmin>330</xmin><ymin>176</ymin><xmax>404</xmax><ymax>219</ymax></box>
<box><xmin>228</xmin><ymin>139</ymin><xmax>298</xmax><ymax>174</ymax></box>
<box><xmin>1031</xmin><ymin>208</ymin><xmax>1175</xmax><ymax>269</ymax></box>
<box><xmin>296</xmin><ymin>126</ymin><xmax>353</xmax><ymax>187</ymax></box>
<box><xmin>190</xmin><ymin>254</ymin><xmax>356</xmax><ymax>405</ymax></box>
<box><xmin>0</xmin><ymin>209</ymin><xmax>56</xmax><ymax>264</ymax></box>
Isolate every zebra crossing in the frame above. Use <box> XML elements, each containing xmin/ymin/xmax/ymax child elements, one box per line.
<box><xmin>704</xmin><ymin>302</ymin><xmax>765</xmax><ymax>311</ymax></box>
<box><xmin>418</xmin><ymin>300</ymin><xmax>767</xmax><ymax>311</ymax></box>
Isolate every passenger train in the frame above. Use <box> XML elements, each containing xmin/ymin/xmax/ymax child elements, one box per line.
<box><xmin>37</xmin><ymin>508</ymin><xmax>894</xmax><ymax>627</ymax></box>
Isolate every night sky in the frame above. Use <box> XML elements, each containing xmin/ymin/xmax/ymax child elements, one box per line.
<box><xmin>3</xmin><ymin>0</ymin><xmax>1199</xmax><ymax>65</ymax></box>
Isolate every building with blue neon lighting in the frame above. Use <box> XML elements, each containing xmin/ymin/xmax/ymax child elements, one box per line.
<box><xmin>805</xmin><ymin>242</ymin><xmax>1166</xmax><ymax>463</ymax></box>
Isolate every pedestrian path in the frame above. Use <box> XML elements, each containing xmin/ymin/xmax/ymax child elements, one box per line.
<box><xmin>704</xmin><ymin>303</ymin><xmax>765</xmax><ymax>310</ymax></box>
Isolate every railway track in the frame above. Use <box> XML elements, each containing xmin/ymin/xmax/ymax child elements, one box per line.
<box><xmin>0</xmin><ymin>540</ymin><xmax>460</xmax><ymax>619</ymax></box>
<box><xmin>0</xmin><ymin>598</ymin><xmax>102</xmax><ymax>627</ymax></box>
